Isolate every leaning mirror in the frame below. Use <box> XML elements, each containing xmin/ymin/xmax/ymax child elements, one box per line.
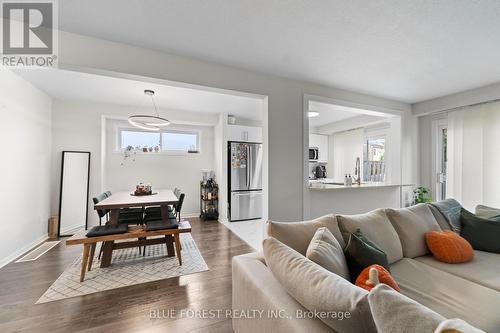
<box><xmin>58</xmin><ymin>151</ymin><xmax>91</xmax><ymax>236</ymax></box>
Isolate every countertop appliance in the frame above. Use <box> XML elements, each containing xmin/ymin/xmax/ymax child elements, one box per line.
<box><xmin>309</xmin><ymin>147</ymin><xmax>319</xmax><ymax>162</ymax></box>
<box><xmin>229</xmin><ymin>141</ymin><xmax>263</xmax><ymax>221</ymax></box>
<box><xmin>314</xmin><ymin>165</ymin><xmax>327</xmax><ymax>178</ymax></box>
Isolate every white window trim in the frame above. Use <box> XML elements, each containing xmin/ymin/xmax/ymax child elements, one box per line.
<box><xmin>115</xmin><ymin>126</ymin><xmax>202</xmax><ymax>155</ymax></box>
<box><xmin>363</xmin><ymin>127</ymin><xmax>389</xmax><ymax>182</ymax></box>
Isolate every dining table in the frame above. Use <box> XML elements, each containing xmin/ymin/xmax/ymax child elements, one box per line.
<box><xmin>93</xmin><ymin>189</ymin><xmax>179</xmax><ymax>267</ymax></box>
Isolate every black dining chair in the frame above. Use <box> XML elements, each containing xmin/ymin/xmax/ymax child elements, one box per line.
<box><xmin>93</xmin><ymin>193</ymin><xmax>109</xmax><ymax>226</ymax></box>
<box><xmin>174</xmin><ymin>193</ymin><xmax>185</xmax><ymax>222</ymax></box>
<box><xmin>144</xmin><ymin>188</ymin><xmax>179</xmax><ymax>220</ymax></box>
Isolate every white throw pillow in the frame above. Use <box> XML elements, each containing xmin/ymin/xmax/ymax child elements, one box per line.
<box><xmin>267</xmin><ymin>214</ymin><xmax>345</xmax><ymax>255</ymax></box>
<box><xmin>306</xmin><ymin>227</ymin><xmax>350</xmax><ymax>280</ymax></box>
<box><xmin>386</xmin><ymin>204</ymin><xmax>441</xmax><ymax>258</ymax></box>
<box><xmin>368</xmin><ymin>284</ymin><xmax>445</xmax><ymax>333</ymax></box>
<box><xmin>263</xmin><ymin>237</ymin><xmax>377</xmax><ymax>333</ymax></box>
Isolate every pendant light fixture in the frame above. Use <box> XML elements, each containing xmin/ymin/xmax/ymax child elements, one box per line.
<box><xmin>128</xmin><ymin>89</ymin><xmax>170</xmax><ymax>131</ymax></box>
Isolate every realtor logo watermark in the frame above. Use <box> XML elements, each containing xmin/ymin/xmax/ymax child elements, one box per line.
<box><xmin>1</xmin><ymin>0</ymin><xmax>57</xmax><ymax>67</ymax></box>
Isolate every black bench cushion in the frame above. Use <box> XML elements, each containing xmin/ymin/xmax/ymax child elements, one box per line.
<box><xmin>145</xmin><ymin>219</ymin><xmax>179</xmax><ymax>231</ymax></box>
<box><xmin>86</xmin><ymin>224</ymin><xmax>128</xmax><ymax>237</ymax></box>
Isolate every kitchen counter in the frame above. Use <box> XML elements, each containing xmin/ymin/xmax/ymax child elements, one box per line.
<box><xmin>306</xmin><ymin>179</ymin><xmax>415</xmax><ymax>217</ymax></box>
<box><xmin>309</xmin><ymin>181</ymin><xmax>413</xmax><ymax>190</ymax></box>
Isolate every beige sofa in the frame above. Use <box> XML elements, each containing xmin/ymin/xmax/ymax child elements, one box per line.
<box><xmin>232</xmin><ymin>204</ymin><xmax>500</xmax><ymax>333</ymax></box>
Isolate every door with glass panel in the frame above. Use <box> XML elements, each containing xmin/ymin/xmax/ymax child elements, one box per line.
<box><xmin>434</xmin><ymin>119</ymin><xmax>448</xmax><ymax>201</ymax></box>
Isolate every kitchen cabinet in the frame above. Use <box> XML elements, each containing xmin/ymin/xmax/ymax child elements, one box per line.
<box><xmin>309</xmin><ymin>133</ymin><xmax>328</xmax><ymax>163</ymax></box>
<box><xmin>227</xmin><ymin>125</ymin><xmax>262</xmax><ymax>142</ymax></box>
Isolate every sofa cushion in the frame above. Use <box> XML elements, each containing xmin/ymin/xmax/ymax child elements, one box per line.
<box><xmin>263</xmin><ymin>237</ymin><xmax>377</xmax><ymax>333</ymax></box>
<box><xmin>428</xmin><ymin>204</ymin><xmax>452</xmax><ymax>231</ymax></box>
<box><xmin>460</xmin><ymin>209</ymin><xmax>500</xmax><ymax>253</ymax></box>
<box><xmin>267</xmin><ymin>214</ymin><xmax>345</xmax><ymax>255</ymax></box>
<box><xmin>475</xmin><ymin>204</ymin><xmax>500</xmax><ymax>220</ymax></box>
<box><xmin>430</xmin><ymin>199</ymin><xmax>463</xmax><ymax>233</ymax></box>
<box><xmin>344</xmin><ymin>229</ymin><xmax>390</xmax><ymax>281</ymax></box>
<box><xmin>306</xmin><ymin>227</ymin><xmax>350</xmax><ymax>280</ymax></box>
<box><xmin>414</xmin><ymin>250</ymin><xmax>500</xmax><ymax>292</ymax></box>
<box><xmin>390</xmin><ymin>258</ymin><xmax>500</xmax><ymax>332</ymax></box>
<box><xmin>386</xmin><ymin>204</ymin><xmax>441</xmax><ymax>258</ymax></box>
<box><xmin>368</xmin><ymin>284</ymin><xmax>445</xmax><ymax>333</ymax></box>
<box><xmin>337</xmin><ymin>209</ymin><xmax>403</xmax><ymax>264</ymax></box>
<box><xmin>425</xmin><ymin>230</ymin><xmax>474</xmax><ymax>264</ymax></box>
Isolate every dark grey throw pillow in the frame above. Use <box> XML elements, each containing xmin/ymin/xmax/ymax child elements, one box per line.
<box><xmin>344</xmin><ymin>229</ymin><xmax>390</xmax><ymax>282</ymax></box>
<box><xmin>460</xmin><ymin>209</ymin><xmax>500</xmax><ymax>253</ymax></box>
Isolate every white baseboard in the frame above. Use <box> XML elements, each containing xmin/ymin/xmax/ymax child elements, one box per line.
<box><xmin>0</xmin><ymin>233</ymin><xmax>49</xmax><ymax>269</ymax></box>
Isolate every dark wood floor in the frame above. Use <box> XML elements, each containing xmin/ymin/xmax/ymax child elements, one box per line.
<box><xmin>0</xmin><ymin>218</ymin><xmax>255</xmax><ymax>333</ymax></box>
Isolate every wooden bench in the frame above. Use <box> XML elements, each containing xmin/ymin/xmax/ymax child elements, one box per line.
<box><xmin>66</xmin><ymin>221</ymin><xmax>192</xmax><ymax>282</ymax></box>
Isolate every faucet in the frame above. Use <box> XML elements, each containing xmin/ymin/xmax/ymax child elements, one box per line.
<box><xmin>353</xmin><ymin>157</ymin><xmax>361</xmax><ymax>185</ymax></box>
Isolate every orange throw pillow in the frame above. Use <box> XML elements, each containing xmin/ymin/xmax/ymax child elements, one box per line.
<box><xmin>425</xmin><ymin>230</ymin><xmax>474</xmax><ymax>264</ymax></box>
<box><xmin>355</xmin><ymin>264</ymin><xmax>400</xmax><ymax>292</ymax></box>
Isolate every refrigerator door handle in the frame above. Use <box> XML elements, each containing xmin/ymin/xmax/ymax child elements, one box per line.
<box><xmin>247</xmin><ymin>145</ymin><xmax>250</xmax><ymax>189</ymax></box>
<box><xmin>233</xmin><ymin>192</ymin><xmax>253</xmax><ymax>196</ymax></box>
<box><xmin>247</xmin><ymin>145</ymin><xmax>251</xmax><ymax>189</ymax></box>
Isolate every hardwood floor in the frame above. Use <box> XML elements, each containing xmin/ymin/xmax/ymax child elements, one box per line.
<box><xmin>0</xmin><ymin>218</ymin><xmax>254</xmax><ymax>333</ymax></box>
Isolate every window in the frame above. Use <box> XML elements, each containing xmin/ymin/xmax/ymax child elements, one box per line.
<box><xmin>120</xmin><ymin>130</ymin><xmax>160</xmax><ymax>150</ymax></box>
<box><xmin>118</xmin><ymin>128</ymin><xmax>200</xmax><ymax>153</ymax></box>
<box><xmin>161</xmin><ymin>131</ymin><xmax>198</xmax><ymax>152</ymax></box>
<box><xmin>363</xmin><ymin>136</ymin><xmax>386</xmax><ymax>182</ymax></box>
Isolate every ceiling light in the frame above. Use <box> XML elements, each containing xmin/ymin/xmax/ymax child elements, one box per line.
<box><xmin>128</xmin><ymin>90</ymin><xmax>170</xmax><ymax>131</ymax></box>
<box><xmin>308</xmin><ymin>111</ymin><xmax>320</xmax><ymax>118</ymax></box>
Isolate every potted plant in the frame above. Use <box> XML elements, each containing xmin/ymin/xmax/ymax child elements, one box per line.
<box><xmin>413</xmin><ymin>186</ymin><xmax>432</xmax><ymax>204</ymax></box>
<box><xmin>121</xmin><ymin>145</ymin><xmax>136</xmax><ymax>166</ymax></box>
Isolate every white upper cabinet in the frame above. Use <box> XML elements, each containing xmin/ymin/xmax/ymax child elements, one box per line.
<box><xmin>309</xmin><ymin>133</ymin><xmax>329</xmax><ymax>163</ymax></box>
<box><xmin>227</xmin><ymin>125</ymin><xmax>262</xmax><ymax>142</ymax></box>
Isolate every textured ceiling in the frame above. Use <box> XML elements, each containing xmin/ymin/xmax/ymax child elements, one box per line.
<box><xmin>58</xmin><ymin>0</ymin><xmax>500</xmax><ymax>103</ymax></box>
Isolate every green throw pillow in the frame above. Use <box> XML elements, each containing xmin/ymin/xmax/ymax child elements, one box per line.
<box><xmin>344</xmin><ymin>229</ymin><xmax>390</xmax><ymax>282</ymax></box>
<box><xmin>460</xmin><ymin>209</ymin><xmax>500</xmax><ymax>253</ymax></box>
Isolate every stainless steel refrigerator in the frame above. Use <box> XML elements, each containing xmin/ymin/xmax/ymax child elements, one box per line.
<box><xmin>229</xmin><ymin>141</ymin><xmax>263</xmax><ymax>221</ymax></box>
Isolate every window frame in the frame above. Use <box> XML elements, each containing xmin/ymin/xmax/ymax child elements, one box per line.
<box><xmin>363</xmin><ymin>127</ymin><xmax>389</xmax><ymax>183</ymax></box>
<box><xmin>116</xmin><ymin>126</ymin><xmax>202</xmax><ymax>155</ymax></box>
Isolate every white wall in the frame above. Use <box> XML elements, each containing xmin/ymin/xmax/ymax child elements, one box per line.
<box><xmin>0</xmin><ymin>69</ymin><xmax>52</xmax><ymax>267</ymax></box>
<box><xmin>105</xmin><ymin>119</ymin><xmax>214</xmax><ymax>216</ymax></box>
<box><xmin>58</xmin><ymin>31</ymin><xmax>414</xmax><ymax>221</ymax></box>
<box><xmin>51</xmin><ymin>100</ymin><xmax>218</xmax><ymax>226</ymax></box>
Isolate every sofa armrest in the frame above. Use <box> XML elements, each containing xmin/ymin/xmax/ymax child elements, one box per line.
<box><xmin>232</xmin><ymin>252</ymin><xmax>334</xmax><ymax>333</ymax></box>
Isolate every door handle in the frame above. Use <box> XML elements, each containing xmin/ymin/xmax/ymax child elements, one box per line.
<box><xmin>234</xmin><ymin>192</ymin><xmax>252</xmax><ymax>196</ymax></box>
<box><xmin>233</xmin><ymin>192</ymin><xmax>260</xmax><ymax>196</ymax></box>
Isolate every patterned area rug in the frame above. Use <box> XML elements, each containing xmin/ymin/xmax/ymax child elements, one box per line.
<box><xmin>37</xmin><ymin>233</ymin><xmax>208</xmax><ymax>304</ymax></box>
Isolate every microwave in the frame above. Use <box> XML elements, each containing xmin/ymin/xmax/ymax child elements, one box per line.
<box><xmin>309</xmin><ymin>147</ymin><xmax>319</xmax><ymax>161</ymax></box>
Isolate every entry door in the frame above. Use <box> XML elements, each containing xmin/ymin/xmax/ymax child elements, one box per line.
<box><xmin>434</xmin><ymin>119</ymin><xmax>448</xmax><ymax>201</ymax></box>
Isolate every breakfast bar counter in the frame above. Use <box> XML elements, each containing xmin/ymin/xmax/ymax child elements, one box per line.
<box><xmin>309</xmin><ymin>182</ymin><xmax>411</xmax><ymax>190</ymax></box>
<box><xmin>306</xmin><ymin>180</ymin><xmax>415</xmax><ymax>217</ymax></box>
